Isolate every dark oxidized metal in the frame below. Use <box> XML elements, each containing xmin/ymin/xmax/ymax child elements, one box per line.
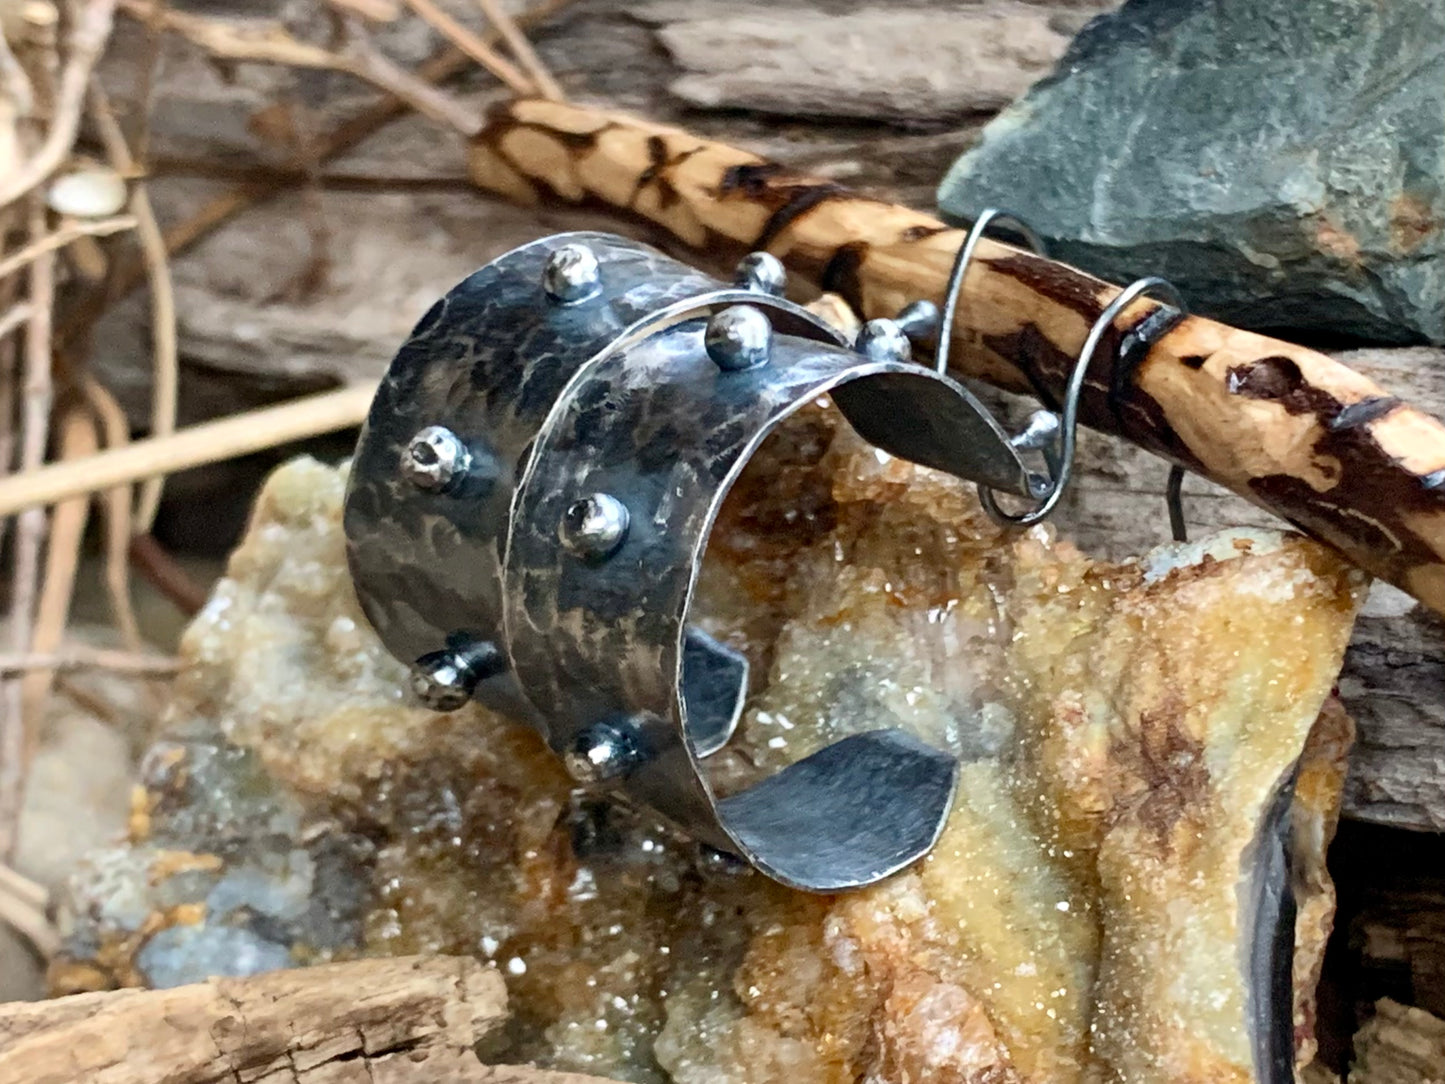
<box><xmin>344</xmin><ymin>231</ymin><xmax>1039</xmax><ymax>892</ymax></box>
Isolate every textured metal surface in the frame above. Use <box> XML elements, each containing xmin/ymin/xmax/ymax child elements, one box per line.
<box><xmin>345</xmin><ymin>233</ymin><xmax>719</xmax><ymax>728</ymax></box>
<box><xmin>345</xmin><ymin>231</ymin><xmax>1038</xmax><ymax>891</ymax></box>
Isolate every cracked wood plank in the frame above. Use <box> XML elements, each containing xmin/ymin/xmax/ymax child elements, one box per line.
<box><xmin>0</xmin><ymin>956</ymin><xmax>507</xmax><ymax>1083</ymax></box>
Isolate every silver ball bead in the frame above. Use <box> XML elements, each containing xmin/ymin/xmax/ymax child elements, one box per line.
<box><xmin>705</xmin><ymin>304</ymin><xmax>773</xmax><ymax>372</ymax></box>
<box><xmin>564</xmin><ymin>720</ymin><xmax>641</xmax><ymax>786</ymax></box>
<box><xmin>732</xmin><ymin>251</ymin><xmax>787</xmax><ymax>297</ymax></box>
<box><xmin>856</xmin><ymin>318</ymin><xmax>912</xmax><ymax>363</ymax></box>
<box><xmin>410</xmin><ymin>650</ymin><xmax>479</xmax><ymax>712</ymax></box>
<box><xmin>409</xmin><ymin>641</ymin><xmax>505</xmax><ymax>712</ymax></box>
<box><xmin>1011</xmin><ymin>409</ymin><xmax>1062</xmax><ymax>452</ymax></box>
<box><xmin>401</xmin><ymin>425</ymin><xmax>471</xmax><ymax>492</ymax></box>
<box><xmin>542</xmin><ymin>243</ymin><xmax>602</xmax><ymax>304</ymax></box>
<box><xmin>893</xmin><ymin>299</ymin><xmax>940</xmax><ymax>341</ymax></box>
<box><xmin>558</xmin><ymin>492</ymin><xmax>630</xmax><ymax>561</ymax></box>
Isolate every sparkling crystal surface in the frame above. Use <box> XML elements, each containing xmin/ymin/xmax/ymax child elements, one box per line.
<box><xmin>57</xmin><ymin>405</ymin><xmax>1365</xmax><ymax>1082</ymax></box>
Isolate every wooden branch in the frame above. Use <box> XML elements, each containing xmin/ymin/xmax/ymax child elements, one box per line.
<box><xmin>0</xmin><ymin>214</ymin><xmax>136</xmax><ymax>282</ymax></box>
<box><xmin>89</xmin><ymin>83</ymin><xmax>177</xmax><ymax>533</ymax></box>
<box><xmin>121</xmin><ymin>0</ymin><xmax>480</xmax><ymax>136</ymax></box>
<box><xmin>0</xmin><ymin>383</ymin><xmax>375</xmax><ymax>517</ymax></box>
<box><xmin>128</xmin><ymin>533</ymin><xmax>207</xmax><ymax>617</ymax></box>
<box><xmin>0</xmin><ymin>860</ymin><xmax>54</xmax><ymax>958</ymax></box>
<box><xmin>0</xmin><ymin>647</ymin><xmax>181</xmax><ymax>675</ymax></box>
<box><xmin>399</xmin><ymin>0</ymin><xmax>536</xmax><ymax>97</ymax></box>
<box><xmin>19</xmin><ymin>404</ymin><xmax>98</xmax><ymax>745</ymax></box>
<box><xmin>1</xmin><ymin>197</ymin><xmax>57</xmax><ymax>861</ymax></box>
<box><xmin>79</xmin><ymin>376</ymin><xmax>143</xmax><ymax>648</ymax></box>
<box><xmin>0</xmin><ymin>956</ymin><xmax>509</xmax><ymax>1082</ymax></box>
<box><xmin>475</xmin><ymin>0</ymin><xmax>563</xmax><ymax>101</ymax></box>
<box><xmin>0</xmin><ymin>301</ymin><xmax>33</xmax><ymax>341</ymax></box>
<box><xmin>0</xmin><ymin>862</ymin><xmax>45</xmax><ymax>909</ymax></box>
<box><xmin>0</xmin><ymin>883</ymin><xmax>56</xmax><ymax>960</ymax></box>
<box><xmin>470</xmin><ymin>98</ymin><xmax>1445</xmax><ymax>618</ymax></box>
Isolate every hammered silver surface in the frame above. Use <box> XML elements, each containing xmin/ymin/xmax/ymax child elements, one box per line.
<box><xmin>345</xmin><ymin>231</ymin><xmax>1039</xmax><ymax>889</ymax></box>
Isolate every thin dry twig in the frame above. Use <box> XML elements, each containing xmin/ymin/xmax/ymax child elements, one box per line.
<box><xmin>20</xmin><ymin>403</ymin><xmax>98</xmax><ymax>754</ymax></box>
<box><xmin>1</xmin><ymin>198</ymin><xmax>57</xmax><ymax>861</ymax></box>
<box><xmin>0</xmin><ymin>235</ymin><xmax>27</xmax><ymax>560</ymax></box>
<box><xmin>331</xmin><ymin>0</ymin><xmax>402</xmax><ymax>20</ymax></box>
<box><xmin>78</xmin><ymin>0</ymin><xmax>568</xmax><ymax>324</ymax></box>
<box><xmin>0</xmin><ymin>382</ymin><xmax>376</xmax><ymax>517</ymax></box>
<box><xmin>398</xmin><ymin>0</ymin><xmax>535</xmax><ymax>97</ymax></box>
<box><xmin>0</xmin><ymin>877</ymin><xmax>57</xmax><ymax>959</ymax></box>
<box><xmin>121</xmin><ymin>0</ymin><xmax>480</xmax><ymax>135</ymax></box>
<box><xmin>0</xmin><ymin>647</ymin><xmax>182</xmax><ymax>676</ymax></box>
<box><xmin>331</xmin><ymin>10</ymin><xmax>484</xmax><ymax>135</ymax></box>
<box><xmin>0</xmin><ymin>861</ymin><xmax>45</xmax><ymax>909</ymax></box>
<box><xmin>0</xmin><ymin>214</ymin><xmax>136</xmax><ymax>283</ymax></box>
<box><xmin>0</xmin><ymin>0</ymin><xmax>118</xmax><ymax>211</ymax></box>
<box><xmin>122</xmin><ymin>0</ymin><xmax>162</xmax><ymax>159</ymax></box>
<box><xmin>475</xmin><ymin>0</ymin><xmax>561</xmax><ymax>100</ymax></box>
<box><xmin>89</xmin><ymin>84</ymin><xmax>176</xmax><ymax>532</ymax></box>
<box><xmin>0</xmin><ymin>301</ymin><xmax>33</xmax><ymax>342</ymax></box>
<box><xmin>0</xmin><ymin>26</ymin><xmax>36</xmax><ymax>118</ymax></box>
<box><xmin>128</xmin><ymin>534</ymin><xmax>207</xmax><ymax>617</ymax></box>
<box><xmin>80</xmin><ymin>377</ymin><xmax>142</xmax><ymax>650</ymax></box>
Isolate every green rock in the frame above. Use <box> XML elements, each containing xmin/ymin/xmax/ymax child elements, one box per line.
<box><xmin>937</xmin><ymin>0</ymin><xmax>1445</xmax><ymax>345</ymax></box>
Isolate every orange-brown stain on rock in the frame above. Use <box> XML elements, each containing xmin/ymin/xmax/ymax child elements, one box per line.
<box><xmin>1312</xmin><ymin>215</ymin><xmax>1362</xmax><ymax>264</ymax></box>
<box><xmin>1123</xmin><ymin>707</ymin><xmax>1211</xmax><ymax>852</ymax></box>
<box><xmin>1389</xmin><ymin>192</ymin><xmax>1439</xmax><ymax>254</ymax></box>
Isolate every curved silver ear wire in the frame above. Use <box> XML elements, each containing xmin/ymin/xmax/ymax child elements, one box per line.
<box><xmin>1166</xmin><ymin>465</ymin><xmax>1188</xmax><ymax>543</ymax></box>
<box><xmin>977</xmin><ymin>275</ymin><xmax>1189</xmax><ymax>529</ymax></box>
<box><xmin>933</xmin><ymin>209</ymin><xmax>1193</xmax><ymax>538</ymax></box>
<box><xmin>935</xmin><ymin>208</ymin><xmax>1049</xmax><ymax>376</ymax></box>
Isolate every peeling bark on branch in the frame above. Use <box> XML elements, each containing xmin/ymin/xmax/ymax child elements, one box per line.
<box><xmin>470</xmin><ymin>98</ymin><xmax>1445</xmax><ymax>620</ymax></box>
<box><xmin>0</xmin><ymin>956</ymin><xmax>507</xmax><ymax>1083</ymax></box>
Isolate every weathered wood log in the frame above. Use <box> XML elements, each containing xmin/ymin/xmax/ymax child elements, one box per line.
<box><xmin>1328</xmin><ymin>821</ymin><xmax>1445</xmax><ymax>1025</ymax></box>
<box><xmin>478</xmin><ymin>1070</ymin><xmax>623</xmax><ymax>1084</ymax></box>
<box><xmin>0</xmin><ymin>956</ymin><xmax>507</xmax><ymax>1083</ymax></box>
<box><xmin>1350</xmin><ymin>1000</ymin><xmax>1445</xmax><ymax>1083</ymax></box>
<box><xmin>469</xmin><ymin>98</ymin><xmax>1445</xmax><ymax>621</ymax></box>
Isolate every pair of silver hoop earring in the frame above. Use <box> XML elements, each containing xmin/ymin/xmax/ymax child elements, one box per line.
<box><xmin>939</xmin><ymin>207</ymin><xmax>1191</xmax><ymax>543</ymax></box>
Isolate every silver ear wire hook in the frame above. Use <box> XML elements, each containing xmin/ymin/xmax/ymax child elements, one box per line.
<box><xmin>1166</xmin><ymin>464</ymin><xmax>1188</xmax><ymax>543</ymax></box>
<box><xmin>935</xmin><ymin>208</ymin><xmax>1048</xmax><ymax>376</ymax></box>
<box><xmin>933</xmin><ymin>209</ymin><xmax>1195</xmax><ymax>539</ymax></box>
<box><xmin>977</xmin><ymin>275</ymin><xmax>1188</xmax><ymax>529</ymax></box>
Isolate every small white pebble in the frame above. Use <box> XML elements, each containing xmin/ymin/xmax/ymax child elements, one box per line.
<box><xmin>47</xmin><ymin>166</ymin><xmax>128</xmax><ymax>218</ymax></box>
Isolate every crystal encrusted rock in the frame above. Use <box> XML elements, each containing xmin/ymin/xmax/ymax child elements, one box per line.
<box><xmin>56</xmin><ymin>404</ymin><xmax>1365</xmax><ymax>1082</ymax></box>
